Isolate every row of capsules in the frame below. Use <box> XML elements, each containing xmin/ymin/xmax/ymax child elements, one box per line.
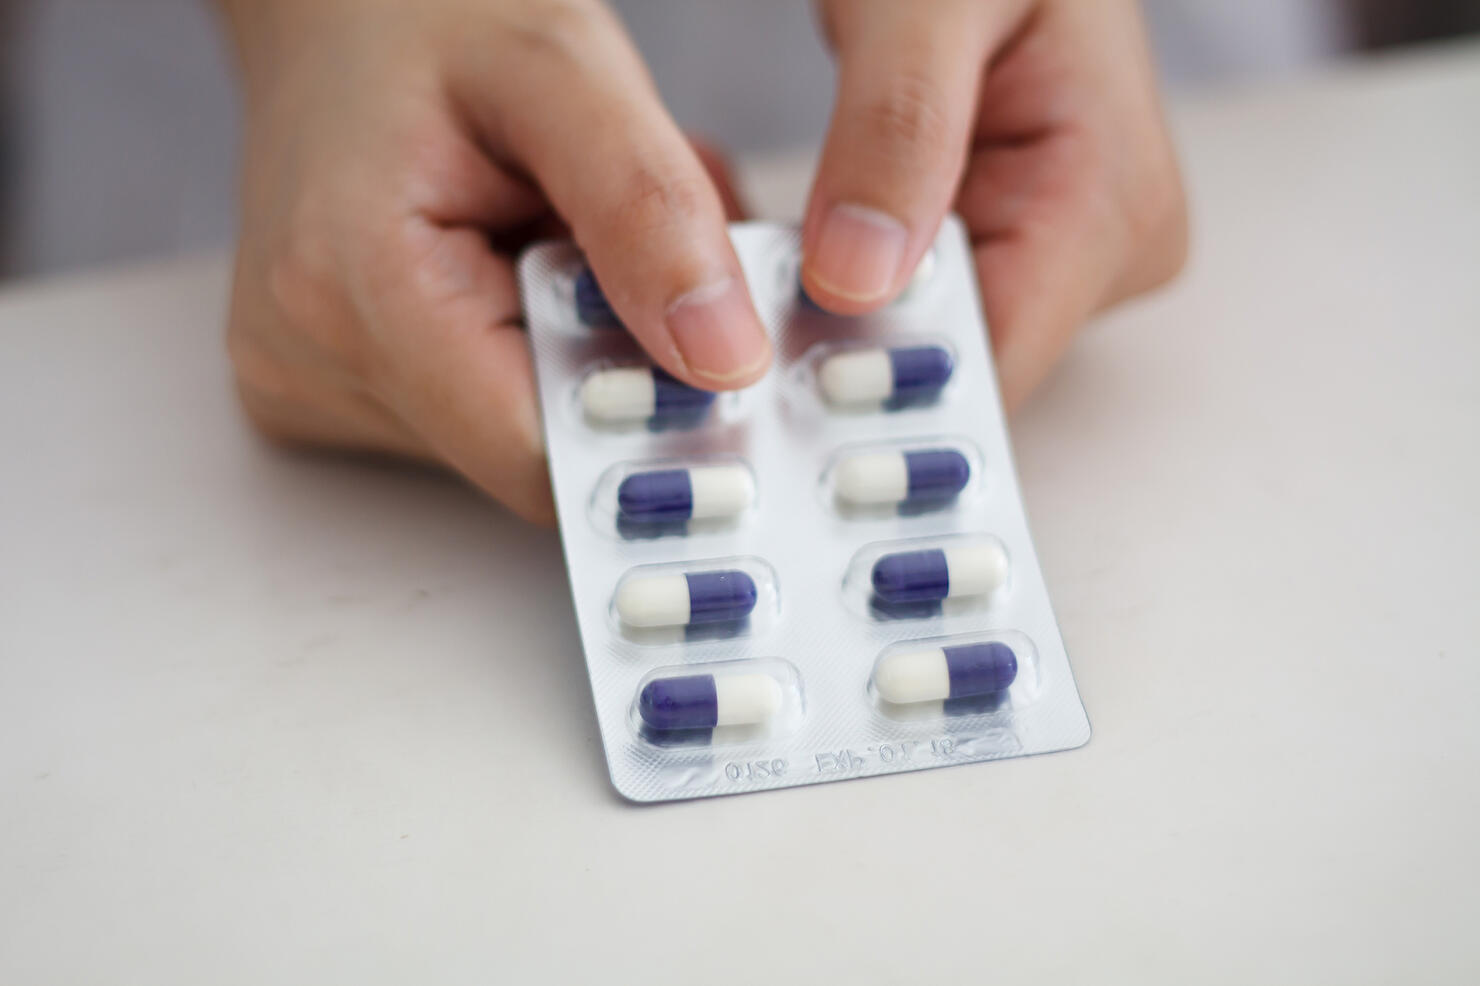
<box><xmin>571</xmin><ymin>256</ymin><xmax>1019</xmax><ymax>746</ymax></box>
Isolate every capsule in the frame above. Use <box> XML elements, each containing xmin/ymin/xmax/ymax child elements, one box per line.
<box><xmin>871</xmin><ymin>543</ymin><xmax>1008</xmax><ymax>604</ymax></box>
<box><xmin>834</xmin><ymin>448</ymin><xmax>969</xmax><ymax>508</ymax></box>
<box><xmin>574</xmin><ymin>266</ymin><xmax>620</xmax><ymax>327</ymax></box>
<box><xmin>616</xmin><ymin>569</ymin><xmax>758</xmax><ymax>628</ymax></box>
<box><xmin>817</xmin><ymin>344</ymin><xmax>953</xmax><ymax>407</ymax></box>
<box><xmin>617</xmin><ymin>465</ymin><xmax>754</xmax><ymax>523</ymax></box>
<box><xmin>638</xmin><ymin>673</ymin><xmax>783</xmax><ymax>730</ymax></box>
<box><xmin>874</xmin><ymin>642</ymin><xmax>1018</xmax><ymax>705</ymax></box>
<box><xmin>581</xmin><ymin>366</ymin><xmax>715</xmax><ymax>426</ymax></box>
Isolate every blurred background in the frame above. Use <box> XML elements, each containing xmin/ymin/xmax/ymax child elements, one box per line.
<box><xmin>0</xmin><ymin>0</ymin><xmax>1476</xmax><ymax>283</ymax></box>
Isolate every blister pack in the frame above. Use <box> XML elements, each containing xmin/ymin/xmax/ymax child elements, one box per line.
<box><xmin>519</xmin><ymin>218</ymin><xmax>1090</xmax><ymax>802</ymax></box>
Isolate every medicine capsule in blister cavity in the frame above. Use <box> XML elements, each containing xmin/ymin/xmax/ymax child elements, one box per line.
<box><xmin>616</xmin><ymin>569</ymin><xmax>757</xmax><ymax>628</ymax></box>
<box><xmin>581</xmin><ymin>366</ymin><xmax>715</xmax><ymax>427</ymax></box>
<box><xmin>871</xmin><ymin>543</ymin><xmax>1008</xmax><ymax>605</ymax></box>
<box><xmin>573</xmin><ymin>266</ymin><xmax>620</xmax><ymax>327</ymax></box>
<box><xmin>834</xmin><ymin>448</ymin><xmax>970</xmax><ymax>509</ymax></box>
<box><xmin>638</xmin><ymin>673</ymin><xmax>783</xmax><ymax>731</ymax></box>
<box><xmin>617</xmin><ymin>465</ymin><xmax>754</xmax><ymax>524</ymax></box>
<box><xmin>818</xmin><ymin>344</ymin><xmax>953</xmax><ymax>408</ymax></box>
<box><xmin>874</xmin><ymin>642</ymin><xmax>1019</xmax><ymax>706</ymax></box>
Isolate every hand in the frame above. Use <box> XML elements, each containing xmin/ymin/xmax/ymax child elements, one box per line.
<box><xmin>218</xmin><ymin>0</ymin><xmax>770</xmax><ymax>524</ymax></box>
<box><xmin>802</xmin><ymin>0</ymin><xmax>1188</xmax><ymax>409</ymax></box>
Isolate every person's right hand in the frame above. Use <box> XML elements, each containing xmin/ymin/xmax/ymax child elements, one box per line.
<box><xmin>800</xmin><ymin>0</ymin><xmax>1188</xmax><ymax>409</ymax></box>
<box><xmin>218</xmin><ymin>0</ymin><xmax>771</xmax><ymax>524</ymax></box>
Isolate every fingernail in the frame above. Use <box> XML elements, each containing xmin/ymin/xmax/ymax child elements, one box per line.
<box><xmin>807</xmin><ymin>203</ymin><xmax>909</xmax><ymax>303</ymax></box>
<box><xmin>665</xmin><ymin>276</ymin><xmax>771</xmax><ymax>385</ymax></box>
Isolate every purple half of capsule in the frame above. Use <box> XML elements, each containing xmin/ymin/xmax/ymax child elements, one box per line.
<box><xmin>904</xmin><ymin>449</ymin><xmax>971</xmax><ymax>503</ymax></box>
<box><xmin>574</xmin><ymin>266</ymin><xmax>620</xmax><ymax>327</ymax></box>
<box><xmin>871</xmin><ymin>549</ymin><xmax>950</xmax><ymax>604</ymax></box>
<box><xmin>639</xmin><ymin>674</ymin><xmax>718</xmax><ymax>731</ymax></box>
<box><xmin>887</xmin><ymin>345</ymin><xmax>954</xmax><ymax>401</ymax></box>
<box><xmin>617</xmin><ymin>469</ymin><xmax>692</xmax><ymax>522</ymax></box>
<box><xmin>652</xmin><ymin>369</ymin><xmax>716</xmax><ymax>418</ymax></box>
<box><xmin>945</xmin><ymin>642</ymin><xmax>1019</xmax><ymax>698</ymax></box>
<box><xmin>797</xmin><ymin>276</ymin><xmax>825</xmax><ymax>312</ymax></box>
<box><xmin>685</xmin><ymin>570</ymin><xmax>757</xmax><ymax>624</ymax></box>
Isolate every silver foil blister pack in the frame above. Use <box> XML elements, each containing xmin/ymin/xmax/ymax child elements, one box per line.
<box><xmin>519</xmin><ymin>218</ymin><xmax>1090</xmax><ymax>802</ymax></box>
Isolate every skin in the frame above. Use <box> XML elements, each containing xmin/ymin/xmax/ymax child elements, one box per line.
<box><xmin>218</xmin><ymin>0</ymin><xmax>1187</xmax><ymax>525</ymax></box>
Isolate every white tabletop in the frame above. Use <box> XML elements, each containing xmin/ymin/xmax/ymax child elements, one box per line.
<box><xmin>4</xmin><ymin>44</ymin><xmax>1479</xmax><ymax>984</ymax></box>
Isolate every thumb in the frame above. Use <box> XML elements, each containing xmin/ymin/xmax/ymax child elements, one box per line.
<box><xmin>803</xmin><ymin>0</ymin><xmax>1029</xmax><ymax>314</ymax></box>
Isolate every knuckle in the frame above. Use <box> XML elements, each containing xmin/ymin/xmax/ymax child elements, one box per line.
<box><xmin>258</xmin><ymin>200</ymin><xmax>370</xmax><ymax>374</ymax></box>
<box><xmin>862</xmin><ymin>69</ymin><xmax>953</xmax><ymax>161</ymax></box>
<box><xmin>267</xmin><ymin>203</ymin><xmax>333</xmax><ymax>323</ymax></box>
<box><xmin>507</xmin><ymin>1</ymin><xmax>605</xmax><ymax>66</ymax></box>
<box><xmin>228</xmin><ymin>348</ymin><xmax>296</xmax><ymax>442</ymax></box>
<box><xmin>226</xmin><ymin>326</ymin><xmax>294</xmax><ymax>409</ymax></box>
<box><xmin>1125</xmin><ymin>150</ymin><xmax>1190</xmax><ymax>287</ymax></box>
<box><xmin>226</xmin><ymin>280</ymin><xmax>343</xmax><ymax>447</ymax></box>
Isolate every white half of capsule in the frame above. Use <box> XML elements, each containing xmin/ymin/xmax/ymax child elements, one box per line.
<box><xmin>580</xmin><ymin>367</ymin><xmax>656</xmax><ymax>422</ymax></box>
<box><xmin>817</xmin><ymin>349</ymin><xmax>894</xmax><ymax>406</ymax></box>
<box><xmin>943</xmin><ymin>543</ymin><xmax>1010</xmax><ymax>597</ymax></box>
<box><xmin>689</xmin><ymin>465</ymin><xmax>756</xmax><ymax>519</ymax></box>
<box><xmin>715</xmin><ymin>674</ymin><xmax>785</xmax><ymax>726</ymax></box>
<box><xmin>615</xmin><ymin>574</ymin><xmax>690</xmax><ymax>627</ymax></box>
<box><xmin>833</xmin><ymin>451</ymin><xmax>909</xmax><ymax>506</ymax></box>
<box><xmin>873</xmin><ymin>648</ymin><xmax>952</xmax><ymax>705</ymax></box>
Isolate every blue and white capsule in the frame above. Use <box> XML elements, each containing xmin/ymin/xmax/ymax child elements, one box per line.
<box><xmin>573</xmin><ymin>266</ymin><xmax>619</xmax><ymax>327</ymax></box>
<box><xmin>581</xmin><ymin>366</ymin><xmax>715</xmax><ymax>426</ymax></box>
<box><xmin>873</xmin><ymin>642</ymin><xmax>1019</xmax><ymax>705</ymax></box>
<box><xmin>617</xmin><ymin>464</ymin><xmax>755</xmax><ymax>523</ymax></box>
<box><xmin>818</xmin><ymin>344</ymin><xmax>953</xmax><ymax>407</ymax></box>
<box><xmin>871</xmin><ymin>542</ymin><xmax>1008</xmax><ymax>604</ymax></box>
<box><xmin>834</xmin><ymin>448</ymin><xmax>970</xmax><ymax>508</ymax></box>
<box><xmin>616</xmin><ymin>569</ymin><xmax>758</xmax><ymax>628</ymax></box>
<box><xmin>638</xmin><ymin>672</ymin><xmax>784</xmax><ymax>731</ymax></box>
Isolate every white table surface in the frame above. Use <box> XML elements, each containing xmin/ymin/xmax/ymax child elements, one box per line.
<box><xmin>4</xmin><ymin>44</ymin><xmax>1479</xmax><ymax>984</ymax></box>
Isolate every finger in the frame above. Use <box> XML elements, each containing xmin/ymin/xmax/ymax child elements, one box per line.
<box><xmin>970</xmin><ymin>155</ymin><xmax>1185</xmax><ymax>413</ymax></box>
<box><xmin>364</xmin><ymin>219</ymin><xmax>555</xmax><ymax>525</ymax></box>
<box><xmin>406</xmin><ymin>125</ymin><xmax>549</xmax><ymax>230</ymax></box>
<box><xmin>962</xmin><ymin>1</ymin><xmax>1187</xmax><ymax>410</ymax></box>
<box><xmin>801</xmin><ymin>0</ymin><xmax>1030</xmax><ymax>314</ymax></box>
<box><xmin>956</xmin><ymin>133</ymin><xmax>1084</xmax><ymax>244</ymax></box>
<box><xmin>457</xmin><ymin>7</ymin><xmax>771</xmax><ymax>390</ymax></box>
<box><xmin>969</xmin><ymin>182</ymin><xmax>1124</xmax><ymax>412</ymax></box>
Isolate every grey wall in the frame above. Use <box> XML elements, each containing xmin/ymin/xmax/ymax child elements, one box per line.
<box><xmin>1</xmin><ymin>0</ymin><xmax>238</xmax><ymax>278</ymax></box>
